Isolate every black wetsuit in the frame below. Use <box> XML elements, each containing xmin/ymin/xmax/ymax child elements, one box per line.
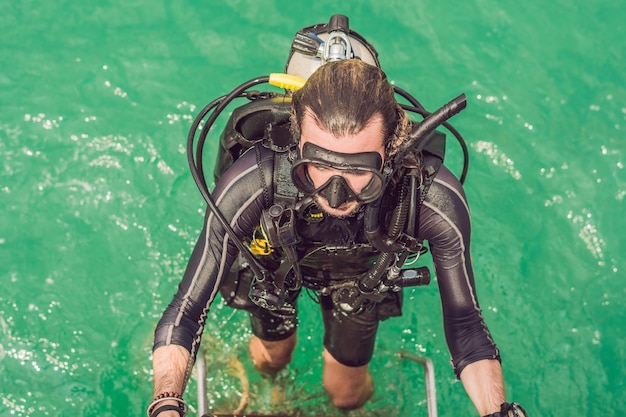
<box><xmin>153</xmin><ymin>143</ymin><xmax>500</xmax><ymax>377</ymax></box>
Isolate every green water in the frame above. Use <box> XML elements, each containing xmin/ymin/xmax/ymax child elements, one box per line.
<box><xmin>1</xmin><ymin>1</ymin><xmax>624</xmax><ymax>416</ymax></box>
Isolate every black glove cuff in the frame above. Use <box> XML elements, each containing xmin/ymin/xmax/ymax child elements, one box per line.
<box><xmin>482</xmin><ymin>401</ymin><xmax>527</xmax><ymax>417</ymax></box>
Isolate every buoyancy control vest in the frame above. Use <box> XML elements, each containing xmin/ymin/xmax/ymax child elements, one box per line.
<box><xmin>188</xmin><ymin>74</ymin><xmax>468</xmax><ymax>314</ymax></box>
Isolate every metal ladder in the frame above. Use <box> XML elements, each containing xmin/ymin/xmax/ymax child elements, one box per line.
<box><xmin>195</xmin><ymin>350</ymin><xmax>438</xmax><ymax>417</ymax></box>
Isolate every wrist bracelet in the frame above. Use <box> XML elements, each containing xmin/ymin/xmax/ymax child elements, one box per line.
<box><xmin>150</xmin><ymin>404</ymin><xmax>184</xmax><ymax>417</ymax></box>
<box><xmin>147</xmin><ymin>392</ymin><xmax>186</xmax><ymax>417</ymax></box>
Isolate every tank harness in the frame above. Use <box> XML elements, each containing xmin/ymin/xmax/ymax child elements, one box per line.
<box><xmin>187</xmin><ymin>76</ymin><xmax>467</xmax><ymax>316</ymax></box>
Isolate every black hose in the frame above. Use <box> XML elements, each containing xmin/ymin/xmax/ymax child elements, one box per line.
<box><xmin>186</xmin><ymin>76</ymin><xmax>272</xmax><ymax>281</ymax></box>
<box><xmin>397</xmin><ymin>94</ymin><xmax>467</xmax><ymax>160</ymax></box>
<box><xmin>395</xmin><ymin>86</ymin><xmax>470</xmax><ymax>184</ymax></box>
<box><xmin>394</xmin><ymin>85</ymin><xmax>427</xmax><ymax>112</ymax></box>
<box><xmin>191</xmin><ymin>77</ymin><xmax>270</xmax><ymax>191</ymax></box>
<box><xmin>359</xmin><ymin>176</ymin><xmax>412</xmax><ymax>293</ymax></box>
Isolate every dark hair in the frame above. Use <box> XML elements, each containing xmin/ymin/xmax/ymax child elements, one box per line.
<box><xmin>291</xmin><ymin>59</ymin><xmax>410</xmax><ymax>160</ymax></box>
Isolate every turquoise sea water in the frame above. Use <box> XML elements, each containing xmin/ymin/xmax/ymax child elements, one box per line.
<box><xmin>1</xmin><ymin>1</ymin><xmax>624</xmax><ymax>416</ymax></box>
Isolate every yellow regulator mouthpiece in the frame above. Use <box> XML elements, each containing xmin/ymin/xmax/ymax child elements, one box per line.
<box><xmin>269</xmin><ymin>73</ymin><xmax>307</xmax><ymax>91</ymax></box>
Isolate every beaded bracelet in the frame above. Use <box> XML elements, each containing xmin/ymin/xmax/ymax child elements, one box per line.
<box><xmin>147</xmin><ymin>392</ymin><xmax>187</xmax><ymax>417</ymax></box>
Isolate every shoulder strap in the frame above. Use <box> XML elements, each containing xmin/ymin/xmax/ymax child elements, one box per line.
<box><xmin>405</xmin><ymin>128</ymin><xmax>445</xmax><ymax>240</ymax></box>
<box><xmin>410</xmin><ymin>152</ymin><xmax>444</xmax><ymax>240</ymax></box>
<box><xmin>254</xmin><ymin>143</ymin><xmax>275</xmax><ymax>209</ymax></box>
<box><xmin>255</xmin><ymin>142</ymin><xmax>303</xmax><ymax>293</ymax></box>
<box><xmin>273</xmin><ymin>150</ymin><xmax>300</xmax><ymax>208</ymax></box>
<box><xmin>252</xmin><ymin>129</ymin><xmax>300</xmax><ymax>210</ymax></box>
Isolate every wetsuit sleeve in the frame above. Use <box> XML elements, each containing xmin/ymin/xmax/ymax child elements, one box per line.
<box><xmin>152</xmin><ymin>146</ymin><xmax>271</xmax><ymax>359</ymax></box>
<box><xmin>418</xmin><ymin>165</ymin><xmax>501</xmax><ymax>378</ymax></box>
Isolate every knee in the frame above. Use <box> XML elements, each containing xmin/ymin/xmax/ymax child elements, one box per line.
<box><xmin>322</xmin><ymin>351</ymin><xmax>373</xmax><ymax>410</ymax></box>
<box><xmin>323</xmin><ymin>373</ymin><xmax>373</xmax><ymax>410</ymax></box>
<box><xmin>249</xmin><ymin>334</ymin><xmax>296</xmax><ymax>374</ymax></box>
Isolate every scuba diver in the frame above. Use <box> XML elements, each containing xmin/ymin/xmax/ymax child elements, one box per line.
<box><xmin>148</xmin><ymin>15</ymin><xmax>528</xmax><ymax>417</ymax></box>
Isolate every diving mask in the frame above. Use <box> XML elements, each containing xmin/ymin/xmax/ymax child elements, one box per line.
<box><xmin>291</xmin><ymin>142</ymin><xmax>385</xmax><ymax>207</ymax></box>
